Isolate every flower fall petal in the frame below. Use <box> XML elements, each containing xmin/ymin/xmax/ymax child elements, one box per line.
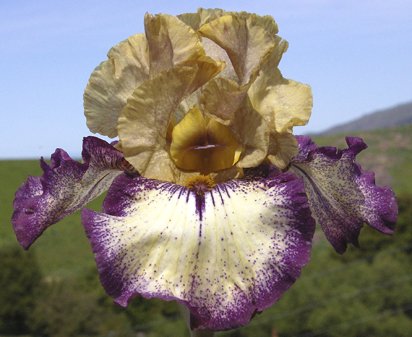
<box><xmin>290</xmin><ymin>136</ymin><xmax>398</xmax><ymax>253</ymax></box>
<box><xmin>82</xmin><ymin>172</ymin><xmax>315</xmax><ymax>330</ymax></box>
<box><xmin>12</xmin><ymin>137</ymin><xmax>131</xmax><ymax>249</ymax></box>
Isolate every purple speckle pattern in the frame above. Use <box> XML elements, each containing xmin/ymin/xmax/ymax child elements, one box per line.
<box><xmin>12</xmin><ymin>136</ymin><xmax>131</xmax><ymax>249</ymax></box>
<box><xmin>291</xmin><ymin>135</ymin><xmax>397</xmax><ymax>253</ymax></box>
<box><xmin>82</xmin><ymin>172</ymin><xmax>315</xmax><ymax>330</ymax></box>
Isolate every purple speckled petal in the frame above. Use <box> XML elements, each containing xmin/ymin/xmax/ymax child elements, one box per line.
<box><xmin>82</xmin><ymin>172</ymin><xmax>315</xmax><ymax>331</ymax></box>
<box><xmin>290</xmin><ymin>135</ymin><xmax>397</xmax><ymax>254</ymax></box>
<box><xmin>12</xmin><ymin>136</ymin><xmax>133</xmax><ymax>249</ymax></box>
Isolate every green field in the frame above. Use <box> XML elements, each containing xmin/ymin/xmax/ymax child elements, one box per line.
<box><xmin>1</xmin><ymin>126</ymin><xmax>412</xmax><ymax>336</ymax></box>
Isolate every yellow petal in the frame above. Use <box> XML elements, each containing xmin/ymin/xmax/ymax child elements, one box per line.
<box><xmin>84</xmin><ymin>34</ymin><xmax>150</xmax><ymax>137</ymax></box>
<box><xmin>199</xmin><ymin>14</ymin><xmax>281</xmax><ymax>84</ymax></box>
<box><xmin>144</xmin><ymin>13</ymin><xmax>204</xmax><ymax>76</ymax></box>
<box><xmin>170</xmin><ymin>107</ymin><xmax>242</xmax><ymax>173</ymax></box>
<box><xmin>248</xmin><ymin>47</ymin><xmax>312</xmax><ymax>133</ymax></box>
<box><xmin>270</xmin><ymin>78</ymin><xmax>312</xmax><ymax>132</ymax></box>
<box><xmin>118</xmin><ymin>66</ymin><xmax>198</xmax><ymax>181</ymax></box>
<box><xmin>267</xmin><ymin>132</ymin><xmax>298</xmax><ymax>169</ymax></box>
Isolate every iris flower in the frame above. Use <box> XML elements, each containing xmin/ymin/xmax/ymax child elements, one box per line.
<box><xmin>12</xmin><ymin>9</ymin><xmax>397</xmax><ymax>334</ymax></box>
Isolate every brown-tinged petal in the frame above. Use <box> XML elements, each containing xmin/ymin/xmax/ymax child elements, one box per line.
<box><xmin>144</xmin><ymin>13</ymin><xmax>205</xmax><ymax>76</ymax></box>
<box><xmin>200</xmin><ymin>77</ymin><xmax>248</xmax><ymax>125</ymax></box>
<box><xmin>248</xmin><ymin>48</ymin><xmax>312</xmax><ymax>133</ymax></box>
<box><xmin>199</xmin><ymin>13</ymin><xmax>282</xmax><ymax>84</ymax></box>
<box><xmin>201</xmin><ymin>38</ymin><xmax>238</xmax><ymax>82</ymax></box>
<box><xmin>84</xmin><ymin>34</ymin><xmax>150</xmax><ymax>137</ymax></box>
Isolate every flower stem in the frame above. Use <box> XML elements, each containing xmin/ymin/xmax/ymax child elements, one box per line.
<box><xmin>179</xmin><ymin>303</ymin><xmax>215</xmax><ymax>337</ymax></box>
<box><xmin>190</xmin><ymin>329</ymin><xmax>214</xmax><ymax>337</ymax></box>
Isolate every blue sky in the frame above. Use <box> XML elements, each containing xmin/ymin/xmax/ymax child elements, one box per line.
<box><xmin>1</xmin><ymin>0</ymin><xmax>411</xmax><ymax>158</ymax></box>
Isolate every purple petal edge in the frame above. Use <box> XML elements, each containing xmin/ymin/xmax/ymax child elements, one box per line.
<box><xmin>291</xmin><ymin>135</ymin><xmax>397</xmax><ymax>253</ymax></box>
<box><xmin>12</xmin><ymin>136</ymin><xmax>132</xmax><ymax>249</ymax></box>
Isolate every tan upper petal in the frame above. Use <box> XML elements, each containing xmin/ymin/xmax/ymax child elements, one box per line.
<box><xmin>199</xmin><ymin>13</ymin><xmax>281</xmax><ymax>84</ymax></box>
<box><xmin>248</xmin><ymin>47</ymin><xmax>312</xmax><ymax>133</ymax></box>
<box><xmin>84</xmin><ymin>34</ymin><xmax>150</xmax><ymax>137</ymax></box>
<box><xmin>267</xmin><ymin>132</ymin><xmax>298</xmax><ymax>169</ymax></box>
<box><xmin>145</xmin><ymin>13</ymin><xmax>205</xmax><ymax>76</ymax></box>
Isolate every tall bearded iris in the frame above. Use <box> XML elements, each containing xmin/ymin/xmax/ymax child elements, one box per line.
<box><xmin>12</xmin><ymin>9</ymin><xmax>397</xmax><ymax>333</ymax></box>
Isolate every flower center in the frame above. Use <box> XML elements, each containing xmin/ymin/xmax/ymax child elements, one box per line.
<box><xmin>170</xmin><ymin>107</ymin><xmax>242</xmax><ymax>173</ymax></box>
<box><xmin>185</xmin><ymin>175</ymin><xmax>215</xmax><ymax>194</ymax></box>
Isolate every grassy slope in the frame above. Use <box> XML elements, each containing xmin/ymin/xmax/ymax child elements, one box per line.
<box><xmin>1</xmin><ymin>124</ymin><xmax>411</xmax><ymax>278</ymax></box>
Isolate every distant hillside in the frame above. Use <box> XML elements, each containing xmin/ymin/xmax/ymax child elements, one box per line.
<box><xmin>321</xmin><ymin>101</ymin><xmax>412</xmax><ymax>135</ymax></box>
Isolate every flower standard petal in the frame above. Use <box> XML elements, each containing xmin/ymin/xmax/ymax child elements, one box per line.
<box><xmin>144</xmin><ymin>13</ymin><xmax>205</xmax><ymax>76</ymax></box>
<box><xmin>82</xmin><ymin>172</ymin><xmax>314</xmax><ymax>330</ymax></box>
<box><xmin>84</xmin><ymin>34</ymin><xmax>150</xmax><ymax>137</ymax></box>
<box><xmin>290</xmin><ymin>136</ymin><xmax>398</xmax><ymax>254</ymax></box>
<box><xmin>199</xmin><ymin>13</ymin><xmax>283</xmax><ymax>84</ymax></box>
<box><xmin>12</xmin><ymin>137</ymin><xmax>132</xmax><ymax>249</ymax></box>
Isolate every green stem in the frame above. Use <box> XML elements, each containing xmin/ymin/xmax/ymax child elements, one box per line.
<box><xmin>179</xmin><ymin>303</ymin><xmax>215</xmax><ymax>337</ymax></box>
<box><xmin>190</xmin><ymin>329</ymin><xmax>215</xmax><ymax>337</ymax></box>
